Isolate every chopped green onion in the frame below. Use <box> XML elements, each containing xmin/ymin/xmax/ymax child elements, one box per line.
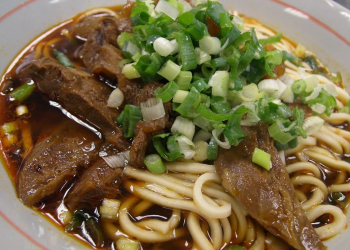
<box><xmin>123</xmin><ymin>63</ymin><xmax>141</xmax><ymax>79</ymax></box>
<box><xmin>195</xmin><ymin>47</ymin><xmax>212</xmax><ymax>65</ymax></box>
<box><xmin>122</xmin><ymin>41</ymin><xmax>141</xmax><ymax>59</ymax></box>
<box><xmin>208</xmin><ymin>71</ymin><xmax>229</xmax><ymax>99</ymax></box>
<box><xmin>173</xmin><ymin>90</ymin><xmax>189</xmax><ymax>103</ymax></box>
<box><xmin>152</xmin><ymin>133</ymin><xmax>184</xmax><ymax>161</ymax></box>
<box><xmin>199</xmin><ymin>36</ymin><xmax>221</xmax><ymax>55</ymax></box>
<box><xmin>144</xmin><ymin>154</ymin><xmax>167</xmax><ymax>173</ymax></box>
<box><xmin>176</xmin><ymin>71</ymin><xmax>192</xmax><ymax>90</ymax></box>
<box><xmin>303</xmin><ymin>116</ymin><xmax>324</xmax><ymax>136</ymax></box>
<box><xmin>107</xmin><ymin>88</ymin><xmax>124</xmax><ymax>108</ymax></box>
<box><xmin>171</xmin><ymin>116</ymin><xmax>195</xmax><ymax>139</ymax></box>
<box><xmin>154</xmin><ymin>80</ymin><xmax>179</xmax><ymax>102</ymax></box>
<box><xmin>116</xmin><ymin>111</ymin><xmax>124</xmax><ymax>125</ymax></box>
<box><xmin>155</xmin><ymin>0</ymin><xmax>180</xmax><ymax>20</ymax></box>
<box><xmin>9</xmin><ymin>79</ymin><xmax>35</xmax><ymax>103</ymax></box>
<box><xmin>207</xmin><ymin>136</ymin><xmax>218</xmax><ymax>160</ymax></box>
<box><xmin>223</xmin><ymin>106</ymin><xmax>249</xmax><ymax>146</ymax></box>
<box><xmin>292</xmin><ymin>79</ymin><xmax>306</xmax><ymax>95</ymax></box>
<box><xmin>268</xmin><ymin>120</ymin><xmax>295</xmax><ymax>145</ymax></box>
<box><xmin>196</xmin><ymin>104</ymin><xmax>231</xmax><ymax>122</ymax></box>
<box><xmin>122</xmin><ymin>105</ymin><xmax>142</xmax><ymax>138</ymax></box>
<box><xmin>153</xmin><ymin>37</ymin><xmax>177</xmax><ymax>57</ymax></box>
<box><xmin>259</xmin><ymin>33</ymin><xmax>282</xmax><ymax>46</ymax></box>
<box><xmin>52</xmin><ymin>49</ymin><xmax>74</xmax><ymax>68</ymax></box>
<box><xmin>175</xmin><ymin>135</ymin><xmax>196</xmax><ymax>159</ymax></box>
<box><xmin>252</xmin><ymin>148</ymin><xmax>271</xmax><ymax>171</ymax></box>
<box><xmin>193</xmin><ymin>141</ymin><xmax>208</xmax><ymax>162</ymax></box>
<box><xmin>175</xmin><ymin>88</ymin><xmax>201</xmax><ymax>116</ymax></box>
<box><xmin>117</xmin><ymin>32</ymin><xmax>135</xmax><ymax>49</ymax></box>
<box><xmin>140</xmin><ymin>97</ymin><xmax>165</xmax><ymax>121</ymax></box>
<box><xmin>157</xmin><ymin>60</ymin><xmax>182</xmax><ymax>81</ymax></box>
<box><xmin>174</xmin><ymin>32</ymin><xmax>197</xmax><ymax>71</ymax></box>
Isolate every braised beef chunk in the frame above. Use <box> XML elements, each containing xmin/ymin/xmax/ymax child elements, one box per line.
<box><xmin>18</xmin><ymin>120</ymin><xmax>101</xmax><ymax>206</ymax></box>
<box><xmin>23</xmin><ymin>57</ymin><xmax>130</xmax><ymax>151</ymax></box>
<box><xmin>80</xmin><ymin>16</ymin><xmax>127</xmax><ymax>78</ymax></box>
<box><xmin>65</xmin><ymin>159</ymin><xmax>123</xmax><ymax>211</ymax></box>
<box><xmin>214</xmin><ymin>123</ymin><xmax>326</xmax><ymax>250</ymax></box>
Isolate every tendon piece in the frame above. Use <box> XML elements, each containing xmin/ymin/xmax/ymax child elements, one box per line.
<box><xmin>18</xmin><ymin>120</ymin><xmax>101</xmax><ymax>207</ymax></box>
<box><xmin>214</xmin><ymin>122</ymin><xmax>326</xmax><ymax>250</ymax></box>
<box><xmin>65</xmin><ymin>159</ymin><xmax>123</xmax><ymax>212</ymax></box>
<box><xmin>23</xmin><ymin>57</ymin><xmax>130</xmax><ymax>150</ymax></box>
<box><xmin>80</xmin><ymin>16</ymin><xmax>130</xmax><ymax>79</ymax></box>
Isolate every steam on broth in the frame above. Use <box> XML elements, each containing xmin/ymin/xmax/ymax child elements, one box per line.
<box><xmin>0</xmin><ymin>1</ymin><xmax>349</xmax><ymax>250</ymax></box>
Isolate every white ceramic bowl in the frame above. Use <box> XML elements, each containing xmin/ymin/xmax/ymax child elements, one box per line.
<box><xmin>0</xmin><ymin>0</ymin><xmax>349</xmax><ymax>249</ymax></box>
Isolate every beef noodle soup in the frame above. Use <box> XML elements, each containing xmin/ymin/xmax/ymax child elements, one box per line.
<box><xmin>0</xmin><ymin>1</ymin><xmax>349</xmax><ymax>249</ymax></box>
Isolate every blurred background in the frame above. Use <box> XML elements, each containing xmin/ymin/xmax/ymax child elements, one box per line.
<box><xmin>334</xmin><ymin>0</ymin><xmax>350</xmax><ymax>8</ymax></box>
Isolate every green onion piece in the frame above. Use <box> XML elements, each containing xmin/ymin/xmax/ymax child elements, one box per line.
<box><xmin>303</xmin><ymin>55</ymin><xmax>319</xmax><ymax>70</ymax></box>
<box><xmin>9</xmin><ymin>79</ymin><xmax>35</xmax><ymax>103</ymax></box>
<box><xmin>130</xmin><ymin>0</ymin><xmax>150</xmax><ymax>25</ymax></box>
<box><xmin>201</xmin><ymin>61</ymin><xmax>216</xmax><ymax>79</ymax></box>
<box><xmin>210</xmin><ymin>96</ymin><xmax>231</xmax><ymax>114</ymax></box>
<box><xmin>173</xmin><ymin>90</ymin><xmax>189</xmax><ymax>103</ymax></box>
<box><xmin>123</xmin><ymin>63</ymin><xmax>141</xmax><ymax>79</ymax></box>
<box><xmin>252</xmin><ymin>148</ymin><xmax>271</xmax><ymax>171</ymax></box>
<box><xmin>220</xmin><ymin>45</ymin><xmax>240</xmax><ymax>74</ymax></box>
<box><xmin>152</xmin><ymin>133</ymin><xmax>184</xmax><ymax>161</ymax></box>
<box><xmin>52</xmin><ymin>49</ymin><xmax>74</xmax><ymax>68</ymax></box>
<box><xmin>116</xmin><ymin>111</ymin><xmax>124</xmax><ymax>125</ymax></box>
<box><xmin>197</xmin><ymin>104</ymin><xmax>231</xmax><ymax>122</ymax></box>
<box><xmin>117</xmin><ymin>32</ymin><xmax>135</xmax><ymax>49</ymax></box>
<box><xmin>144</xmin><ymin>154</ymin><xmax>167</xmax><ymax>173</ymax></box>
<box><xmin>186</xmin><ymin>19</ymin><xmax>208</xmax><ymax>41</ymax></box>
<box><xmin>190</xmin><ymin>79</ymin><xmax>210</xmax><ymax>93</ymax></box>
<box><xmin>218</xmin><ymin>12</ymin><xmax>233</xmax><ymax>36</ymax></box>
<box><xmin>207</xmin><ymin>136</ymin><xmax>218</xmax><ymax>160</ymax></box>
<box><xmin>176</xmin><ymin>71</ymin><xmax>192</xmax><ymax>90</ymax></box>
<box><xmin>158</xmin><ymin>60</ymin><xmax>182</xmax><ymax>81</ymax></box>
<box><xmin>223</xmin><ymin>106</ymin><xmax>249</xmax><ymax>146</ymax></box>
<box><xmin>265</xmin><ymin>50</ymin><xmax>282</xmax><ymax>65</ymax></box>
<box><xmin>171</xmin><ymin>116</ymin><xmax>195</xmax><ymax>139</ymax></box>
<box><xmin>122</xmin><ymin>41</ymin><xmax>141</xmax><ymax>60</ymax></box>
<box><xmin>195</xmin><ymin>47</ymin><xmax>212</xmax><ymax>65</ymax></box>
<box><xmin>281</xmin><ymin>50</ymin><xmax>302</xmax><ymax>66</ymax></box>
<box><xmin>122</xmin><ymin>105</ymin><xmax>142</xmax><ymax>138</ymax></box>
<box><xmin>208</xmin><ymin>71</ymin><xmax>230</xmax><ymax>99</ymax></box>
<box><xmin>268</xmin><ymin>121</ymin><xmax>295</xmax><ymax>145</ymax></box>
<box><xmin>146</xmin><ymin>35</ymin><xmax>161</xmax><ymax>53</ymax></box>
<box><xmin>174</xmin><ymin>32</ymin><xmax>197</xmax><ymax>71</ymax></box>
<box><xmin>292</xmin><ymin>79</ymin><xmax>306</xmax><ymax>95</ymax></box>
<box><xmin>175</xmin><ymin>88</ymin><xmax>201</xmax><ymax>116</ymax></box>
<box><xmin>292</xmin><ymin>108</ymin><xmax>307</xmax><ymax>138</ymax></box>
<box><xmin>132</xmin><ymin>25</ymin><xmax>148</xmax><ymax>41</ymax></box>
<box><xmin>154</xmin><ymin>81</ymin><xmax>179</xmax><ymax>102</ymax></box>
<box><xmin>199</xmin><ymin>36</ymin><xmax>221</xmax><ymax>55</ymax></box>
<box><xmin>211</xmin><ymin>58</ymin><xmax>227</xmax><ymax>68</ymax></box>
<box><xmin>65</xmin><ymin>210</ymin><xmax>87</xmax><ymax>232</ymax></box>
<box><xmin>84</xmin><ymin>218</ymin><xmax>104</xmax><ymax>247</ymax></box>
<box><xmin>259</xmin><ymin>33</ymin><xmax>282</xmax><ymax>46</ymax></box>
<box><xmin>206</xmin><ymin>1</ymin><xmax>228</xmax><ymax>25</ymax></box>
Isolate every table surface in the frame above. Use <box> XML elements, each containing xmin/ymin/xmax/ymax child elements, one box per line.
<box><xmin>334</xmin><ymin>0</ymin><xmax>350</xmax><ymax>8</ymax></box>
